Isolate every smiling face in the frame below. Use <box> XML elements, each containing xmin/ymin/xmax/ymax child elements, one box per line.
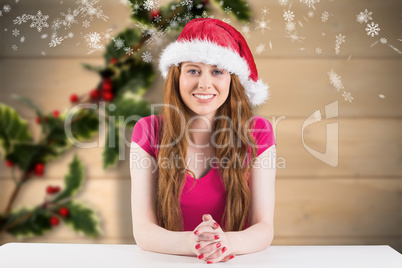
<box><xmin>179</xmin><ymin>62</ymin><xmax>231</xmax><ymax>118</ymax></box>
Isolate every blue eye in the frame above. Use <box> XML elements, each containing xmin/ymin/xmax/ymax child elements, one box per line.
<box><xmin>188</xmin><ymin>69</ymin><xmax>199</xmax><ymax>74</ymax></box>
<box><xmin>213</xmin><ymin>70</ymin><xmax>224</xmax><ymax>75</ymax></box>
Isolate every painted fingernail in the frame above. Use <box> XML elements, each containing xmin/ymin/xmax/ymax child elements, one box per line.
<box><xmin>194</xmin><ymin>230</ymin><xmax>199</xmax><ymax>235</ymax></box>
<box><xmin>222</xmin><ymin>247</ymin><xmax>227</xmax><ymax>253</ymax></box>
<box><xmin>214</xmin><ymin>235</ymin><xmax>219</xmax><ymax>239</ymax></box>
<box><xmin>207</xmin><ymin>260</ymin><xmax>212</xmax><ymax>264</ymax></box>
<box><xmin>216</xmin><ymin>243</ymin><xmax>221</xmax><ymax>248</ymax></box>
<box><xmin>230</xmin><ymin>255</ymin><xmax>235</xmax><ymax>259</ymax></box>
<box><xmin>198</xmin><ymin>254</ymin><xmax>204</xmax><ymax>260</ymax></box>
<box><xmin>213</xmin><ymin>222</ymin><xmax>220</xmax><ymax>228</ymax></box>
<box><xmin>195</xmin><ymin>244</ymin><xmax>201</xmax><ymax>250</ymax></box>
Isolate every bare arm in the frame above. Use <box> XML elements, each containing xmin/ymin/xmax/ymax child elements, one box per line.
<box><xmin>226</xmin><ymin>145</ymin><xmax>276</xmax><ymax>255</ymax></box>
<box><xmin>130</xmin><ymin>142</ymin><xmax>194</xmax><ymax>256</ymax></box>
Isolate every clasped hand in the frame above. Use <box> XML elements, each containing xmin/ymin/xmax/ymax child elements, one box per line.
<box><xmin>188</xmin><ymin>214</ymin><xmax>235</xmax><ymax>263</ymax></box>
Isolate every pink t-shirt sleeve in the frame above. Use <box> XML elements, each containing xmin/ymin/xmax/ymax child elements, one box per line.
<box><xmin>131</xmin><ymin>115</ymin><xmax>159</xmax><ymax>159</ymax></box>
<box><xmin>252</xmin><ymin>116</ymin><xmax>276</xmax><ymax>157</ymax></box>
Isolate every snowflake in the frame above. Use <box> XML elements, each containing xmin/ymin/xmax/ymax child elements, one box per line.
<box><xmin>51</xmin><ymin>18</ymin><xmax>63</xmax><ymax>32</ymax></box>
<box><xmin>224</xmin><ymin>6</ymin><xmax>232</xmax><ymax>14</ymax></box>
<box><xmin>283</xmin><ymin>10</ymin><xmax>295</xmax><ymax>22</ymax></box>
<box><xmin>76</xmin><ymin>0</ymin><xmax>109</xmax><ymax>21</ymax></box>
<box><xmin>30</xmin><ymin>10</ymin><xmax>49</xmax><ymax>32</ymax></box>
<box><xmin>142</xmin><ymin>51</ymin><xmax>152</xmax><ymax>63</ymax></box>
<box><xmin>113</xmin><ymin>37</ymin><xmax>125</xmax><ymax>50</ymax></box>
<box><xmin>255</xmin><ymin>18</ymin><xmax>271</xmax><ymax>33</ymax></box>
<box><xmin>342</xmin><ymin>91</ymin><xmax>354</xmax><ymax>103</ymax></box>
<box><xmin>285</xmin><ymin>21</ymin><xmax>296</xmax><ymax>32</ymax></box>
<box><xmin>41</xmin><ymin>51</ymin><xmax>46</xmax><ymax>56</ymax></box>
<box><xmin>196</xmin><ymin>4</ymin><xmax>203</xmax><ymax>9</ymax></box>
<box><xmin>321</xmin><ymin>11</ymin><xmax>329</xmax><ymax>22</ymax></box>
<box><xmin>124</xmin><ymin>47</ymin><xmax>134</xmax><ymax>56</ymax></box>
<box><xmin>83</xmin><ymin>20</ymin><xmax>90</xmax><ymax>28</ymax></box>
<box><xmin>299</xmin><ymin>0</ymin><xmax>320</xmax><ymax>9</ymax></box>
<box><xmin>222</xmin><ymin>18</ymin><xmax>231</xmax><ymax>24</ymax></box>
<box><xmin>144</xmin><ymin>0</ymin><xmax>160</xmax><ymax>11</ymax></box>
<box><xmin>49</xmin><ymin>34</ymin><xmax>64</xmax><ymax>47</ymax></box>
<box><xmin>356</xmin><ymin>9</ymin><xmax>372</xmax><ymax>24</ymax></box>
<box><xmin>307</xmin><ymin>11</ymin><xmax>314</xmax><ymax>18</ymax></box>
<box><xmin>13</xmin><ymin>14</ymin><xmax>32</xmax><ymax>25</ymax></box>
<box><xmin>313</xmin><ymin>110</ymin><xmax>322</xmax><ymax>121</ymax></box>
<box><xmin>378</xmin><ymin>94</ymin><xmax>385</xmax><ymax>99</ymax></box>
<box><xmin>61</xmin><ymin>8</ymin><xmax>79</xmax><ymax>27</ymax></box>
<box><xmin>380</xmin><ymin>38</ymin><xmax>387</xmax><ymax>44</ymax></box>
<box><xmin>328</xmin><ymin>69</ymin><xmax>344</xmax><ymax>91</ymax></box>
<box><xmin>366</xmin><ymin>22</ymin><xmax>380</xmax><ymax>37</ymax></box>
<box><xmin>3</xmin><ymin>5</ymin><xmax>11</xmax><ymax>13</ymax></box>
<box><xmin>261</xmin><ymin>7</ymin><xmax>269</xmax><ymax>16</ymax></box>
<box><xmin>255</xmin><ymin>43</ymin><xmax>265</xmax><ymax>55</ymax></box>
<box><xmin>11</xmin><ymin>44</ymin><xmax>18</xmax><ymax>51</ymax></box>
<box><xmin>169</xmin><ymin>19</ymin><xmax>179</xmax><ymax>30</ymax></box>
<box><xmin>145</xmin><ymin>26</ymin><xmax>167</xmax><ymax>47</ymax></box>
<box><xmin>41</xmin><ymin>34</ymin><xmax>48</xmax><ymax>39</ymax></box>
<box><xmin>20</xmin><ymin>36</ymin><xmax>25</xmax><ymax>43</ymax></box>
<box><xmin>12</xmin><ymin>29</ymin><xmax>20</xmax><ymax>37</ymax></box>
<box><xmin>85</xmin><ymin>31</ymin><xmax>101</xmax><ymax>46</ymax></box>
<box><xmin>278</xmin><ymin>0</ymin><xmax>288</xmax><ymax>7</ymax></box>
<box><xmin>103</xmin><ymin>28</ymin><xmax>114</xmax><ymax>40</ymax></box>
<box><xmin>335</xmin><ymin>34</ymin><xmax>346</xmax><ymax>55</ymax></box>
<box><xmin>241</xmin><ymin>24</ymin><xmax>251</xmax><ymax>39</ymax></box>
<box><xmin>153</xmin><ymin>14</ymin><xmax>162</xmax><ymax>23</ymax></box>
<box><xmin>315</xmin><ymin>47</ymin><xmax>322</xmax><ymax>54</ymax></box>
<box><xmin>284</xmin><ymin>31</ymin><xmax>305</xmax><ymax>43</ymax></box>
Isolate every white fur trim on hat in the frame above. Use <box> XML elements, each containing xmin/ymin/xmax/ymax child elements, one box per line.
<box><xmin>158</xmin><ymin>38</ymin><xmax>270</xmax><ymax>107</ymax></box>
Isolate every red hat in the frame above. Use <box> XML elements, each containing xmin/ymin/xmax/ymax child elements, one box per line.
<box><xmin>158</xmin><ymin>18</ymin><xmax>270</xmax><ymax>107</ymax></box>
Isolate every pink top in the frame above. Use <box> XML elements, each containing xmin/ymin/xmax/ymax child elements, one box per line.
<box><xmin>131</xmin><ymin>115</ymin><xmax>276</xmax><ymax>231</ymax></box>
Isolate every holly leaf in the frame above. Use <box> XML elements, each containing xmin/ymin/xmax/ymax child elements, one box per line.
<box><xmin>68</xmin><ymin>109</ymin><xmax>99</xmax><ymax>142</ymax></box>
<box><xmin>102</xmin><ymin>124</ymin><xmax>120</xmax><ymax>169</ymax></box>
<box><xmin>61</xmin><ymin>200</ymin><xmax>102</xmax><ymax>238</ymax></box>
<box><xmin>0</xmin><ymin>103</ymin><xmax>32</xmax><ymax>157</ymax></box>
<box><xmin>8</xmin><ymin>143</ymin><xmax>57</xmax><ymax>172</ymax></box>
<box><xmin>5</xmin><ymin>208</ymin><xmax>52</xmax><ymax>238</ymax></box>
<box><xmin>213</xmin><ymin>0</ymin><xmax>251</xmax><ymax>22</ymax></box>
<box><xmin>11</xmin><ymin>95</ymin><xmax>48</xmax><ymax>134</ymax></box>
<box><xmin>53</xmin><ymin>154</ymin><xmax>84</xmax><ymax>203</ymax></box>
<box><xmin>109</xmin><ymin>94</ymin><xmax>151</xmax><ymax>126</ymax></box>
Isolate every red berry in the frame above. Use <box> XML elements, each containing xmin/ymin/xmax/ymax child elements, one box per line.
<box><xmin>151</xmin><ymin>9</ymin><xmax>161</xmax><ymax>19</ymax></box>
<box><xmin>52</xmin><ymin>110</ymin><xmax>59</xmax><ymax>118</ymax></box>
<box><xmin>50</xmin><ymin>216</ymin><xmax>60</xmax><ymax>226</ymax></box>
<box><xmin>46</xmin><ymin>186</ymin><xmax>54</xmax><ymax>194</ymax></box>
<box><xmin>103</xmin><ymin>91</ymin><xmax>114</xmax><ymax>101</ymax></box>
<box><xmin>102</xmin><ymin>79</ymin><xmax>112</xmax><ymax>91</ymax></box>
<box><xmin>35</xmin><ymin>163</ymin><xmax>44</xmax><ymax>177</ymax></box>
<box><xmin>36</xmin><ymin>117</ymin><xmax>41</xmax><ymax>124</ymax></box>
<box><xmin>70</xmin><ymin>94</ymin><xmax>79</xmax><ymax>103</ymax></box>
<box><xmin>5</xmin><ymin>160</ymin><xmax>13</xmax><ymax>167</ymax></box>
<box><xmin>90</xmin><ymin>89</ymin><xmax>99</xmax><ymax>99</ymax></box>
<box><xmin>53</xmin><ymin>186</ymin><xmax>61</xmax><ymax>194</ymax></box>
<box><xmin>110</xmin><ymin>58</ymin><xmax>118</xmax><ymax>64</ymax></box>
<box><xmin>59</xmin><ymin>207</ymin><xmax>69</xmax><ymax>218</ymax></box>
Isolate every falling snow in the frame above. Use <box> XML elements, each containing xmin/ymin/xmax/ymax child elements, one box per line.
<box><xmin>12</xmin><ymin>44</ymin><xmax>18</xmax><ymax>51</ymax></box>
<box><xmin>76</xmin><ymin>0</ymin><xmax>109</xmax><ymax>21</ymax></box>
<box><xmin>124</xmin><ymin>47</ymin><xmax>134</xmax><ymax>56</ymax></box>
<box><xmin>144</xmin><ymin>0</ymin><xmax>160</xmax><ymax>11</ymax></box>
<box><xmin>113</xmin><ymin>37</ymin><xmax>125</xmax><ymax>50</ymax></box>
<box><xmin>241</xmin><ymin>24</ymin><xmax>251</xmax><ymax>39</ymax></box>
<box><xmin>278</xmin><ymin>0</ymin><xmax>289</xmax><ymax>7</ymax></box>
<box><xmin>285</xmin><ymin>21</ymin><xmax>296</xmax><ymax>32</ymax></box>
<box><xmin>315</xmin><ymin>47</ymin><xmax>322</xmax><ymax>54</ymax></box>
<box><xmin>255</xmin><ymin>18</ymin><xmax>271</xmax><ymax>33</ymax></box>
<box><xmin>12</xmin><ymin>29</ymin><xmax>20</xmax><ymax>37</ymax></box>
<box><xmin>83</xmin><ymin>20</ymin><xmax>90</xmax><ymax>28</ymax></box>
<box><xmin>328</xmin><ymin>69</ymin><xmax>344</xmax><ymax>91</ymax></box>
<box><xmin>142</xmin><ymin>51</ymin><xmax>152</xmax><ymax>63</ymax></box>
<box><xmin>313</xmin><ymin>110</ymin><xmax>322</xmax><ymax>121</ymax></box>
<box><xmin>29</xmin><ymin>10</ymin><xmax>49</xmax><ymax>32</ymax></box>
<box><xmin>3</xmin><ymin>5</ymin><xmax>11</xmax><ymax>13</ymax></box>
<box><xmin>255</xmin><ymin>43</ymin><xmax>266</xmax><ymax>55</ymax></box>
<box><xmin>299</xmin><ymin>0</ymin><xmax>320</xmax><ymax>9</ymax></box>
<box><xmin>356</xmin><ymin>9</ymin><xmax>372</xmax><ymax>24</ymax></box>
<box><xmin>335</xmin><ymin>34</ymin><xmax>345</xmax><ymax>55</ymax></box>
<box><xmin>342</xmin><ymin>91</ymin><xmax>354</xmax><ymax>103</ymax></box>
<box><xmin>365</xmin><ymin>22</ymin><xmax>380</xmax><ymax>37</ymax></box>
<box><xmin>61</xmin><ymin>8</ymin><xmax>79</xmax><ymax>27</ymax></box>
<box><xmin>283</xmin><ymin>10</ymin><xmax>295</xmax><ymax>22</ymax></box>
<box><xmin>321</xmin><ymin>11</ymin><xmax>329</xmax><ymax>22</ymax></box>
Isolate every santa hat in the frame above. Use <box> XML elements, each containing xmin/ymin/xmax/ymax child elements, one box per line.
<box><xmin>158</xmin><ymin>18</ymin><xmax>270</xmax><ymax>107</ymax></box>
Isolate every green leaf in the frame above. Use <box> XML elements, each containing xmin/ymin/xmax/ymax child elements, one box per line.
<box><xmin>0</xmin><ymin>103</ymin><xmax>32</xmax><ymax>156</ymax></box>
<box><xmin>61</xmin><ymin>200</ymin><xmax>102</xmax><ymax>238</ymax></box>
<box><xmin>80</xmin><ymin>63</ymin><xmax>104</xmax><ymax>73</ymax></box>
<box><xmin>68</xmin><ymin>108</ymin><xmax>99</xmax><ymax>142</ymax></box>
<box><xmin>102</xmin><ymin>124</ymin><xmax>120</xmax><ymax>169</ymax></box>
<box><xmin>213</xmin><ymin>0</ymin><xmax>251</xmax><ymax>22</ymax></box>
<box><xmin>8</xmin><ymin>143</ymin><xmax>57</xmax><ymax>172</ymax></box>
<box><xmin>53</xmin><ymin>155</ymin><xmax>84</xmax><ymax>203</ymax></box>
<box><xmin>5</xmin><ymin>208</ymin><xmax>52</xmax><ymax>238</ymax></box>
<box><xmin>11</xmin><ymin>95</ymin><xmax>48</xmax><ymax>134</ymax></box>
<box><xmin>104</xmin><ymin>28</ymin><xmax>142</xmax><ymax>62</ymax></box>
<box><xmin>109</xmin><ymin>94</ymin><xmax>151</xmax><ymax>126</ymax></box>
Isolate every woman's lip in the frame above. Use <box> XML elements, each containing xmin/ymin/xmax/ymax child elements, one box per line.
<box><xmin>193</xmin><ymin>94</ymin><xmax>216</xmax><ymax>103</ymax></box>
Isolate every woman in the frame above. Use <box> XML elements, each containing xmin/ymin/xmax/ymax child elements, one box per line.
<box><xmin>130</xmin><ymin>18</ymin><xmax>276</xmax><ymax>264</ymax></box>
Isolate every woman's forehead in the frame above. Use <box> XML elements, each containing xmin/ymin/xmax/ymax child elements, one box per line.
<box><xmin>181</xmin><ymin>62</ymin><xmax>220</xmax><ymax>68</ymax></box>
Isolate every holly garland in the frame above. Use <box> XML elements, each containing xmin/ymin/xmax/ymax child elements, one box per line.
<box><xmin>0</xmin><ymin>0</ymin><xmax>250</xmax><ymax>240</ymax></box>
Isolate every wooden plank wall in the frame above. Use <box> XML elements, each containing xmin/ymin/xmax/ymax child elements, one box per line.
<box><xmin>0</xmin><ymin>0</ymin><xmax>401</xmax><ymax>252</ymax></box>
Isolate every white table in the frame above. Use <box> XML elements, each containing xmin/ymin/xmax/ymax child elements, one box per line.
<box><xmin>0</xmin><ymin>243</ymin><xmax>401</xmax><ymax>267</ymax></box>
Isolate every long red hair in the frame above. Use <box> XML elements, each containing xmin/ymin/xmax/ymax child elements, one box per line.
<box><xmin>155</xmin><ymin>64</ymin><xmax>258</xmax><ymax>232</ymax></box>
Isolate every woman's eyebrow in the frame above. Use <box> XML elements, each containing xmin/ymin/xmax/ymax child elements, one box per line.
<box><xmin>183</xmin><ymin>64</ymin><xmax>219</xmax><ymax>68</ymax></box>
